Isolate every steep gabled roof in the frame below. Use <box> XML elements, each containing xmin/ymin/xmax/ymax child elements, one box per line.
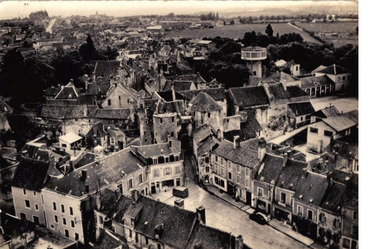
<box><xmin>276</xmin><ymin>159</ymin><xmax>307</xmax><ymax>191</ymax></box>
<box><xmin>294</xmin><ymin>171</ymin><xmax>329</xmax><ymax>206</ymax></box>
<box><xmin>320</xmin><ymin>180</ymin><xmax>347</xmax><ymax>213</ymax></box>
<box><xmin>255</xmin><ymin>153</ymin><xmax>284</xmax><ymax>184</ymax></box>
<box><xmin>94</xmin><ymin>60</ymin><xmax>121</xmax><ymax>79</ymax></box>
<box><xmin>178</xmin><ymin>88</ymin><xmax>226</xmax><ymax>102</ymax></box>
<box><xmin>316</xmin><ymin>64</ymin><xmax>348</xmax><ymax>75</ymax></box>
<box><xmin>54</xmin><ymin>82</ymin><xmax>79</xmax><ymax>99</ymax></box>
<box><xmin>189</xmin><ymin>92</ymin><xmax>222</xmax><ymax>112</ymax></box>
<box><xmin>229</xmin><ymin>86</ymin><xmax>270</xmax><ymax>108</ymax></box>
<box><xmin>300</xmin><ymin>75</ymin><xmax>335</xmax><ymax>88</ymax></box>
<box><xmin>286</xmin><ymin>85</ymin><xmax>309</xmax><ymax>98</ymax></box>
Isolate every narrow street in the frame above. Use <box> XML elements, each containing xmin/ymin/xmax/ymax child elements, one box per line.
<box><xmin>152</xmin><ymin>151</ymin><xmax>309</xmax><ymax>249</ymax></box>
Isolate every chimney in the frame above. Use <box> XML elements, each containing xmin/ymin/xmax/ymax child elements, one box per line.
<box><xmin>96</xmin><ymin>193</ymin><xmax>101</xmax><ymax>210</ymax></box>
<box><xmin>234</xmin><ymin>235</ymin><xmax>244</xmax><ymax>249</ymax></box>
<box><xmin>258</xmin><ymin>138</ymin><xmax>267</xmax><ymax>160</ymax></box>
<box><xmin>171</xmin><ymin>84</ymin><xmax>176</xmax><ymax>101</ymax></box>
<box><xmin>81</xmin><ymin>169</ymin><xmax>87</xmax><ymax>181</ymax></box>
<box><xmin>196</xmin><ymin>206</ymin><xmax>206</xmax><ymax>224</ymax></box>
<box><xmin>282</xmin><ymin>152</ymin><xmax>288</xmax><ymax>167</ymax></box>
<box><xmin>233</xmin><ymin>136</ymin><xmax>240</xmax><ymax>149</ymax></box>
<box><xmin>174</xmin><ymin>199</ymin><xmax>184</xmax><ymax>209</ymax></box>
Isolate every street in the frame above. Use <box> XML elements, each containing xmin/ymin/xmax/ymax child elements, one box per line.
<box><xmin>152</xmin><ymin>151</ymin><xmax>309</xmax><ymax>249</ymax></box>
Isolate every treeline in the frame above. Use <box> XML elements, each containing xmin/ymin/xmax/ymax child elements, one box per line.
<box><xmin>238</xmin><ymin>13</ymin><xmax>358</xmax><ymax>24</ymax></box>
<box><xmin>200</xmin><ymin>12</ymin><xmax>219</xmax><ymax>21</ymax></box>
<box><xmin>0</xmin><ymin>35</ymin><xmax>118</xmax><ymax>107</ymax></box>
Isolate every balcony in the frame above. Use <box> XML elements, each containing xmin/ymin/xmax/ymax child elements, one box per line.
<box><xmin>241</xmin><ymin>47</ymin><xmax>267</xmax><ymax>61</ymax></box>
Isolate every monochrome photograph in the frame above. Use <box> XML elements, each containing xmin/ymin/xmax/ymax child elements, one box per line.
<box><xmin>0</xmin><ymin>1</ymin><xmax>359</xmax><ymax>249</ymax></box>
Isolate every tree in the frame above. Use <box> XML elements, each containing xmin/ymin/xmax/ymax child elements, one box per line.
<box><xmin>79</xmin><ymin>34</ymin><xmax>96</xmax><ymax>62</ymax></box>
<box><xmin>229</xmin><ymin>19</ymin><xmax>235</xmax><ymax>25</ymax></box>
<box><xmin>266</xmin><ymin>24</ymin><xmax>274</xmax><ymax>37</ymax></box>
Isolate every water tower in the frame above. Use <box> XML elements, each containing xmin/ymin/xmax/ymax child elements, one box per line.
<box><xmin>241</xmin><ymin>46</ymin><xmax>267</xmax><ymax>78</ymax></box>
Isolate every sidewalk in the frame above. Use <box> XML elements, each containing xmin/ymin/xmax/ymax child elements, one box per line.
<box><xmin>205</xmin><ymin>185</ymin><xmax>325</xmax><ymax>249</ymax></box>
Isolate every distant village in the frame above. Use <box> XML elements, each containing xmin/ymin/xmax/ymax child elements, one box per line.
<box><xmin>0</xmin><ymin>10</ymin><xmax>358</xmax><ymax>249</ymax></box>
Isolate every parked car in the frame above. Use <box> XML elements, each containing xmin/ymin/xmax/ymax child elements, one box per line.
<box><xmin>249</xmin><ymin>212</ymin><xmax>269</xmax><ymax>225</ymax></box>
<box><xmin>173</xmin><ymin>186</ymin><xmax>189</xmax><ymax>198</ymax></box>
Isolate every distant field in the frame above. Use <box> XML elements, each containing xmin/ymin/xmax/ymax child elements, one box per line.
<box><xmin>297</xmin><ymin>21</ymin><xmax>358</xmax><ymax>33</ymax></box>
<box><xmin>164</xmin><ymin>23</ymin><xmax>319</xmax><ymax>43</ymax></box>
<box><xmin>297</xmin><ymin>21</ymin><xmax>358</xmax><ymax>47</ymax></box>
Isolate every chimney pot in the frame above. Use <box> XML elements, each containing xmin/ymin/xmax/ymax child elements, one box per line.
<box><xmin>233</xmin><ymin>136</ymin><xmax>240</xmax><ymax>149</ymax></box>
<box><xmin>196</xmin><ymin>206</ymin><xmax>206</xmax><ymax>224</ymax></box>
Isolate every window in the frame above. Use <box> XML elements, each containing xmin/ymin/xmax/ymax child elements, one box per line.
<box><xmin>160</xmin><ymin>118</ymin><xmax>163</xmax><ymax>124</ymax></box>
<box><xmin>352</xmin><ymin>225</ymin><xmax>358</xmax><ymax>237</ymax></box>
<box><xmin>310</xmin><ymin>127</ymin><xmax>318</xmax><ymax>133</ymax></box>
<box><xmin>54</xmin><ymin>215</ymin><xmax>58</xmax><ymax>223</ymax></box>
<box><xmin>319</xmin><ymin>213</ymin><xmax>326</xmax><ymax>223</ymax></box>
<box><xmin>136</xmin><ymin>233</ymin><xmax>139</xmax><ymax>243</ymax></box>
<box><xmin>220</xmin><ymin>167</ymin><xmax>224</xmax><ymax>176</ymax></box>
<box><xmin>297</xmin><ymin>205</ymin><xmax>303</xmax><ymax>216</ymax></box>
<box><xmin>307</xmin><ymin>209</ymin><xmax>313</xmax><ymax>220</ymax></box>
<box><xmin>35</xmin><ymin>204</ymin><xmax>39</xmax><ymax>210</ymax></box>
<box><xmin>175</xmin><ymin>167</ymin><xmax>181</xmax><ymax>174</ymax></box>
<box><xmin>324</xmin><ymin>130</ymin><xmax>333</xmax><ymax>137</ymax></box>
<box><xmin>228</xmin><ymin>172</ymin><xmax>232</xmax><ymax>180</ymax></box>
<box><xmin>246</xmin><ymin>168</ymin><xmax>250</xmax><ymax>176</ymax></box>
<box><xmin>205</xmin><ymin>166</ymin><xmax>210</xmax><ymax>173</ymax></box>
<box><xmin>99</xmin><ymin>216</ymin><xmax>104</xmax><ymax>225</ymax></box>
<box><xmin>23</xmin><ymin>189</ymin><xmax>26</xmax><ymax>195</ymax></box>
<box><xmin>171</xmin><ymin>117</ymin><xmax>175</xmax><ymax>123</ymax></box>
<box><xmin>205</xmin><ymin>157</ymin><xmax>209</xmax><ymax>163</ymax></box>
<box><xmin>146</xmin><ymin>237</ymin><xmax>149</xmax><ymax>245</ymax></box>
<box><xmin>246</xmin><ymin>179</ymin><xmax>250</xmax><ymax>187</ymax></box>
<box><xmin>342</xmin><ymin>238</ymin><xmax>350</xmax><ymax>248</ymax></box>
<box><xmin>51</xmin><ymin>224</ymin><xmax>54</xmax><ymax>229</ymax></box>
<box><xmin>75</xmin><ymin>233</ymin><xmax>79</xmax><ymax>241</ymax></box>
<box><xmin>334</xmin><ymin>218</ymin><xmax>340</xmax><ymax>229</ymax></box>
<box><xmin>129</xmin><ymin>229</ymin><xmax>132</xmax><ymax>238</ymax></box>
<box><xmin>154</xmin><ymin>169</ymin><xmax>160</xmax><ymax>177</ymax></box>
<box><xmin>129</xmin><ymin>179</ymin><xmax>133</xmax><ymax>189</ymax></box>
<box><xmin>208</xmin><ymin>112</ymin><xmax>211</xmax><ymax>118</ymax></box>
<box><xmin>62</xmin><ymin>143</ymin><xmax>67</xmax><ymax>148</ymax></box>
<box><xmin>25</xmin><ymin>200</ymin><xmax>30</xmax><ymax>208</ymax></box>
<box><xmin>65</xmin><ymin>229</ymin><xmax>69</xmax><ymax>238</ymax></box>
<box><xmin>164</xmin><ymin>167</ymin><xmax>172</xmax><ymax>175</ymax></box>
<box><xmin>153</xmin><ymin>158</ymin><xmax>158</xmax><ymax>164</ymax></box>
<box><xmin>33</xmin><ymin>191</ymin><xmax>36</xmax><ymax>196</ymax></box>
<box><xmin>215</xmin><ymin>156</ymin><xmax>218</xmax><ymax>162</ymax></box>
<box><xmin>53</xmin><ymin>202</ymin><xmax>57</xmax><ymax>211</ymax></box>
<box><xmin>280</xmin><ymin>192</ymin><xmax>286</xmax><ymax>204</ymax></box>
<box><xmin>139</xmin><ymin>174</ymin><xmax>143</xmax><ymax>184</ymax></box>
<box><xmin>107</xmin><ymin>99</ymin><xmax>111</xmax><ymax>106</ymax></box>
<box><xmin>237</xmin><ymin>165</ymin><xmax>241</xmax><ymax>173</ymax></box>
<box><xmin>171</xmin><ymin>132</ymin><xmax>174</xmax><ymax>137</ymax></box>
<box><xmin>70</xmin><ymin>207</ymin><xmax>73</xmax><ymax>216</ymax></box>
<box><xmin>228</xmin><ymin>161</ymin><xmax>231</xmax><ymax>169</ymax></box>
<box><xmin>221</xmin><ymin>158</ymin><xmax>223</xmax><ymax>165</ymax></box>
<box><xmin>237</xmin><ymin>175</ymin><xmax>240</xmax><ymax>183</ymax></box>
<box><xmin>61</xmin><ymin>204</ymin><xmax>65</xmax><ymax>213</ymax></box>
<box><xmin>63</xmin><ymin>218</ymin><xmax>66</xmax><ymax>225</ymax></box>
<box><xmin>71</xmin><ymin>220</ymin><xmax>75</xmax><ymax>228</ymax></box>
<box><xmin>257</xmin><ymin>187</ymin><xmax>263</xmax><ymax>197</ymax></box>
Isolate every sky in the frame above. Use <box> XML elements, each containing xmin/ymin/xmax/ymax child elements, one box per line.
<box><xmin>0</xmin><ymin>1</ymin><xmax>358</xmax><ymax>20</ymax></box>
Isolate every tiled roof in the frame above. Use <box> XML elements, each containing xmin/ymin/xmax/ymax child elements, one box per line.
<box><xmin>255</xmin><ymin>153</ymin><xmax>284</xmax><ymax>183</ymax></box>
<box><xmin>213</xmin><ymin>139</ymin><xmax>260</xmax><ymax>169</ymax></box>
<box><xmin>229</xmin><ymin>86</ymin><xmax>270</xmax><ymax>108</ymax></box>
<box><xmin>93</xmin><ymin>108</ymin><xmax>132</xmax><ymax>119</ymax></box>
<box><xmin>276</xmin><ymin>159</ymin><xmax>307</xmax><ymax>191</ymax></box>
<box><xmin>173</xmin><ymin>80</ymin><xmax>195</xmax><ymax>91</ymax></box>
<box><xmin>314</xmin><ymin>106</ymin><xmax>340</xmax><ymax>118</ymax></box>
<box><xmin>156</xmin><ymin>99</ymin><xmax>185</xmax><ymax>115</ymax></box>
<box><xmin>193</xmin><ymin>123</ymin><xmax>212</xmax><ymax>145</ymax></box>
<box><xmin>185</xmin><ymin>223</ymin><xmax>233</xmax><ymax>249</ymax></box>
<box><xmin>266</xmin><ymin>83</ymin><xmax>289</xmax><ymax>100</ymax></box>
<box><xmin>93</xmin><ymin>229</ymin><xmax>129</xmax><ymax>249</ymax></box>
<box><xmin>55</xmin><ymin>83</ymin><xmax>79</xmax><ymax>99</ymax></box>
<box><xmin>323</xmin><ymin>113</ymin><xmax>357</xmax><ymax>132</ymax></box>
<box><xmin>294</xmin><ymin>171</ymin><xmax>329</xmax><ymax>206</ymax></box>
<box><xmin>132</xmin><ymin>138</ymin><xmax>180</xmax><ymax>159</ymax></box>
<box><xmin>320</xmin><ymin>180</ymin><xmax>347</xmax><ymax>213</ymax></box>
<box><xmin>316</xmin><ymin>64</ymin><xmax>348</xmax><ymax>75</ymax></box>
<box><xmin>286</xmin><ymin>86</ymin><xmax>309</xmax><ymax>98</ymax></box>
<box><xmin>189</xmin><ymin>92</ymin><xmax>222</xmax><ymax>112</ymax></box>
<box><xmin>94</xmin><ymin>60</ymin><xmax>121</xmax><ymax>79</ymax></box>
<box><xmin>288</xmin><ymin>102</ymin><xmax>315</xmax><ymax>116</ymax></box>
<box><xmin>178</xmin><ymin>88</ymin><xmax>226</xmax><ymax>102</ymax></box>
<box><xmin>12</xmin><ymin>159</ymin><xmax>50</xmax><ymax>191</ymax></box>
<box><xmin>1</xmin><ymin>213</ymin><xmax>35</xmax><ymax>238</ymax></box>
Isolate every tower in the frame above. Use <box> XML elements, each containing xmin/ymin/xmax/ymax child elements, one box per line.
<box><xmin>241</xmin><ymin>46</ymin><xmax>267</xmax><ymax>78</ymax></box>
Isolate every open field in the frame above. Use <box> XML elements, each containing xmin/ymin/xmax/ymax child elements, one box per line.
<box><xmin>164</xmin><ymin>23</ymin><xmax>319</xmax><ymax>43</ymax></box>
<box><xmin>297</xmin><ymin>21</ymin><xmax>358</xmax><ymax>47</ymax></box>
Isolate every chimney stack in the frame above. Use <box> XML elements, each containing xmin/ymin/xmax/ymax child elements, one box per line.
<box><xmin>234</xmin><ymin>235</ymin><xmax>244</xmax><ymax>249</ymax></box>
<box><xmin>258</xmin><ymin>137</ymin><xmax>267</xmax><ymax>160</ymax></box>
<box><xmin>282</xmin><ymin>151</ymin><xmax>288</xmax><ymax>167</ymax></box>
<box><xmin>233</xmin><ymin>136</ymin><xmax>240</xmax><ymax>149</ymax></box>
<box><xmin>171</xmin><ymin>83</ymin><xmax>176</xmax><ymax>101</ymax></box>
<box><xmin>81</xmin><ymin>169</ymin><xmax>87</xmax><ymax>181</ymax></box>
<box><xmin>196</xmin><ymin>206</ymin><xmax>206</xmax><ymax>224</ymax></box>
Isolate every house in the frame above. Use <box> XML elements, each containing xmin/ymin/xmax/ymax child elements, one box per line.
<box><xmin>172</xmin><ymin>80</ymin><xmax>197</xmax><ymax>92</ymax></box>
<box><xmin>0</xmin><ymin>212</ymin><xmax>36</xmax><ymax>249</ymax></box>
<box><xmin>93</xmin><ymin>60</ymin><xmax>121</xmax><ymax>83</ymax></box>
<box><xmin>340</xmin><ymin>174</ymin><xmax>358</xmax><ymax>249</ymax></box>
<box><xmin>292</xmin><ymin>171</ymin><xmax>329</xmax><ymax>239</ymax></box>
<box><xmin>223</xmin><ymin>111</ymin><xmax>263</xmax><ymax>141</ymax></box>
<box><xmin>188</xmin><ymin>92</ymin><xmax>223</xmax><ymax>134</ymax></box>
<box><xmin>211</xmin><ymin>137</ymin><xmax>265</xmax><ymax>204</ymax></box>
<box><xmin>11</xmin><ymin>158</ymin><xmax>51</xmax><ymax>226</ymax></box>
<box><xmin>131</xmin><ymin>137</ymin><xmax>184</xmax><ymax>194</ymax></box>
<box><xmin>100</xmin><ymin>82</ymin><xmax>138</xmax><ymax>109</ymax></box>
<box><xmin>287</xmin><ymin>102</ymin><xmax>315</xmax><ymax>128</ymax></box>
<box><xmin>299</xmin><ymin>75</ymin><xmax>336</xmax><ymax>97</ymax></box>
<box><xmin>48</xmin><ymin>81</ymin><xmax>80</xmax><ymax>106</ymax></box>
<box><xmin>275</xmin><ymin>59</ymin><xmax>288</xmax><ymax>68</ymax></box>
<box><xmin>252</xmin><ymin>153</ymin><xmax>284</xmax><ymax>214</ymax></box>
<box><xmin>94</xmin><ymin>188</ymin><xmax>248</xmax><ymax>249</ymax></box>
<box><xmin>273</xmin><ymin>158</ymin><xmax>307</xmax><ymax>225</ymax></box>
<box><xmin>192</xmin><ymin>124</ymin><xmax>219</xmax><ymax>185</ymax></box>
<box><xmin>332</xmin><ymin>137</ymin><xmax>358</xmax><ymax>174</ymax></box>
<box><xmin>307</xmin><ymin>112</ymin><xmax>358</xmax><ymax>153</ymax></box>
<box><xmin>314</xmin><ymin>64</ymin><xmax>352</xmax><ymax>92</ymax></box>
<box><xmin>59</xmin><ymin>132</ymin><xmax>83</xmax><ymax>156</ymax></box>
<box><xmin>316</xmin><ymin>179</ymin><xmax>347</xmax><ymax>247</ymax></box>
<box><xmin>172</xmin><ymin>73</ymin><xmax>207</xmax><ymax>90</ymax></box>
<box><xmin>285</xmin><ymin>85</ymin><xmax>310</xmax><ymax>103</ymax></box>
<box><xmin>228</xmin><ymin>86</ymin><xmax>270</xmax><ymax>126</ymax></box>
